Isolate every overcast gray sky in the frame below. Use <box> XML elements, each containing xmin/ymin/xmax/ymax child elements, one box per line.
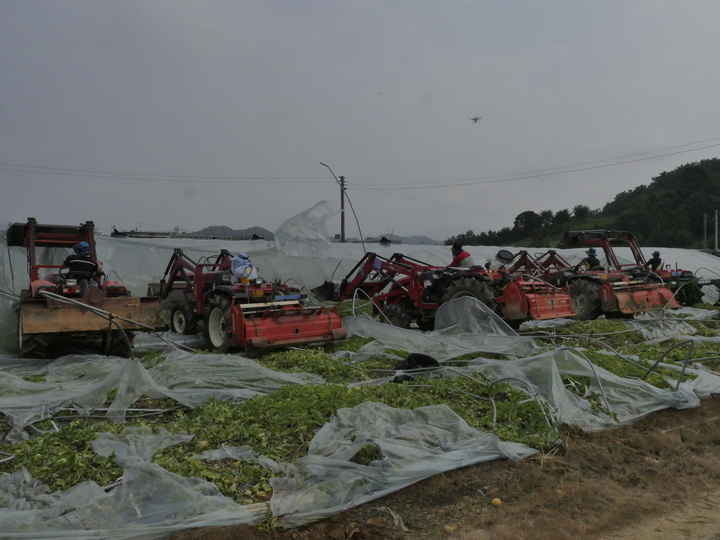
<box><xmin>2</xmin><ymin>1</ymin><xmax>720</xmax><ymax>241</ymax></box>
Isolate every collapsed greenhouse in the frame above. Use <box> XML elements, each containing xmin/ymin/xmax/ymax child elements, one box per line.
<box><xmin>1</xmin><ymin>201</ymin><xmax>720</xmax><ymax>539</ymax></box>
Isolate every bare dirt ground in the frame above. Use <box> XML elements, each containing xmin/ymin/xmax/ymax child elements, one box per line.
<box><xmin>170</xmin><ymin>396</ymin><xmax>720</xmax><ymax>540</ymax></box>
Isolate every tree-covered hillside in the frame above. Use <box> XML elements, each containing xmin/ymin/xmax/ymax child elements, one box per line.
<box><xmin>448</xmin><ymin>158</ymin><xmax>720</xmax><ymax>248</ymax></box>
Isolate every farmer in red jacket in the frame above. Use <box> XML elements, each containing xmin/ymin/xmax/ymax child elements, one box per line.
<box><xmin>448</xmin><ymin>242</ymin><xmax>475</xmax><ymax>268</ymax></box>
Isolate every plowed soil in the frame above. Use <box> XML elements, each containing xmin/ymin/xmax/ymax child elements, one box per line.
<box><xmin>170</xmin><ymin>396</ymin><xmax>720</xmax><ymax>540</ymax></box>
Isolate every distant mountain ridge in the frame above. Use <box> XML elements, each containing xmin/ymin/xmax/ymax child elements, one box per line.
<box><xmin>191</xmin><ymin>225</ymin><xmax>275</xmax><ymax>240</ymax></box>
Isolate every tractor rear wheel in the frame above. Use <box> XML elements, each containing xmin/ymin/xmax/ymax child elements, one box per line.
<box><xmin>203</xmin><ymin>294</ymin><xmax>232</xmax><ymax>353</ymax></box>
<box><xmin>170</xmin><ymin>303</ymin><xmax>197</xmax><ymax>334</ymax></box>
<box><xmin>568</xmin><ymin>279</ymin><xmax>602</xmax><ymax>320</ymax></box>
<box><xmin>380</xmin><ymin>304</ymin><xmax>413</xmax><ymax>329</ymax></box>
<box><xmin>440</xmin><ymin>277</ymin><xmax>496</xmax><ymax>310</ymax></box>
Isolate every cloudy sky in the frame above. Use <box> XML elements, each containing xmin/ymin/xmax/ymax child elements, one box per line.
<box><xmin>1</xmin><ymin>1</ymin><xmax>720</xmax><ymax>241</ymax></box>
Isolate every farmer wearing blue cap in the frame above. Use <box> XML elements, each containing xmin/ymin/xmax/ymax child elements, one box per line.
<box><xmin>574</xmin><ymin>247</ymin><xmax>601</xmax><ymax>272</ymax></box>
<box><xmin>61</xmin><ymin>241</ymin><xmax>98</xmax><ymax>296</ymax></box>
<box><xmin>644</xmin><ymin>251</ymin><xmax>663</xmax><ymax>272</ymax></box>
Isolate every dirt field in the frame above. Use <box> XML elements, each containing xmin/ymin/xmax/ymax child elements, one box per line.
<box><xmin>170</xmin><ymin>396</ymin><xmax>720</xmax><ymax>540</ymax></box>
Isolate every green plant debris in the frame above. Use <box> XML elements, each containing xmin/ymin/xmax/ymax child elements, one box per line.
<box><xmin>2</xmin><ymin>314</ymin><xmax>719</xmax><ymax>506</ymax></box>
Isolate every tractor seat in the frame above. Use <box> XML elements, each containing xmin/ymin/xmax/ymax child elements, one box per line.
<box><xmin>66</xmin><ymin>271</ymin><xmax>95</xmax><ymax>281</ymax></box>
<box><xmin>216</xmin><ymin>270</ymin><xmax>233</xmax><ymax>284</ymax></box>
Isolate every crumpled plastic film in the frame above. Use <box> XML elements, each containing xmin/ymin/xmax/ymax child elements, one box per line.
<box><xmin>344</xmin><ymin>297</ymin><xmax>538</xmax><ymax>360</ymax></box>
<box><xmin>626</xmin><ymin>310</ymin><xmax>699</xmax><ymax>340</ymax></box>
<box><xmin>0</xmin><ymin>349</ymin><xmax>325</xmax><ymax>442</ymax></box>
<box><xmin>269</xmin><ymin>401</ymin><xmax>537</xmax><ymax>528</ymax></box>
<box><xmin>193</xmin><ymin>444</ymin><xmax>282</xmax><ymax>472</ymax></box>
<box><xmin>702</xmin><ymin>284</ymin><xmax>719</xmax><ymax>305</ymax></box>
<box><xmin>466</xmin><ymin>348</ymin><xmax>702</xmax><ymax>431</ymax></box>
<box><xmin>274</xmin><ymin>200</ymin><xmax>339</xmax><ymax>257</ymax></box>
<box><xmin>0</xmin><ymin>427</ymin><xmax>260</xmax><ymax>539</ymax></box>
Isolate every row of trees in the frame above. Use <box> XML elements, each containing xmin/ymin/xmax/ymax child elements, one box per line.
<box><xmin>447</xmin><ymin>159</ymin><xmax>720</xmax><ymax>249</ymax></box>
<box><xmin>447</xmin><ymin>205</ymin><xmax>595</xmax><ymax>247</ymax></box>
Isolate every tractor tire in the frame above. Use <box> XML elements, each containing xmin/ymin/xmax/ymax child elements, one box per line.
<box><xmin>170</xmin><ymin>303</ymin><xmax>197</xmax><ymax>335</ymax></box>
<box><xmin>203</xmin><ymin>294</ymin><xmax>232</xmax><ymax>353</ymax></box>
<box><xmin>380</xmin><ymin>304</ymin><xmax>413</xmax><ymax>329</ymax></box>
<box><xmin>103</xmin><ymin>330</ymin><xmax>135</xmax><ymax>357</ymax></box>
<box><xmin>17</xmin><ymin>311</ymin><xmax>49</xmax><ymax>359</ymax></box>
<box><xmin>673</xmin><ymin>283</ymin><xmax>703</xmax><ymax>307</ymax></box>
<box><xmin>440</xmin><ymin>277</ymin><xmax>496</xmax><ymax>310</ymax></box>
<box><xmin>417</xmin><ymin>316</ymin><xmax>435</xmax><ymax>332</ymax></box>
<box><xmin>568</xmin><ymin>279</ymin><xmax>602</xmax><ymax>320</ymax></box>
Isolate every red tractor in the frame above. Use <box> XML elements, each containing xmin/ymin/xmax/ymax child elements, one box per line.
<box><xmin>6</xmin><ymin>217</ymin><xmax>164</xmax><ymax>358</ymax></box>
<box><xmin>559</xmin><ymin>230</ymin><xmax>681</xmax><ymax>319</ymax></box>
<box><xmin>312</xmin><ymin>251</ymin><xmax>576</xmax><ymax>329</ymax></box>
<box><xmin>153</xmin><ymin>249</ymin><xmax>345</xmax><ymax>352</ymax></box>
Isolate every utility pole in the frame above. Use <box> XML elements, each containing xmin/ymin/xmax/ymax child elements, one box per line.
<box><xmin>340</xmin><ymin>175</ymin><xmax>346</xmax><ymax>243</ymax></box>
<box><xmin>715</xmin><ymin>210</ymin><xmax>718</xmax><ymax>251</ymax></box>
<box><xmin>320</xmin><ymin>162</ymin><xmax>350</xmax><ymax>245</ymax></box>
<box><xmin>704</xmin><ymin>214</ymin><xmax>708</xmax><ymax>250</ymax></box>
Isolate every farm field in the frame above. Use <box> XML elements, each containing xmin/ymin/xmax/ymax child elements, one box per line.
<box><xmin>2</xmin><ymin>300</ymin><xmax>720</xmax><ymax>539</ymax></box>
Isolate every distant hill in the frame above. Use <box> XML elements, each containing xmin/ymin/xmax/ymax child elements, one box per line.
<box><xmin>449</xmin><ymin>158</ymin><xmax>720</xmax><ymax>249</ymax></box>
<box><xmin>190</xmin><ymin>225</ymin><xmax>274</xmax><ymax>240</ymax></box>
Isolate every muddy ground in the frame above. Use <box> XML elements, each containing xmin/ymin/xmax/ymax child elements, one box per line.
<box><xmin>170</xmin><ymin>396</ymin><xmax>720</xmax><ymax>540</ymax></box>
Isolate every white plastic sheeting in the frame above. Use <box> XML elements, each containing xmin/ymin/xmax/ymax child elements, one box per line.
<box><xmin>344</xmin><ymin>297</ymin><xmax>538</xmax><ymax>360</ymax></box>
<box><xmin>0</xmin><ymin>350</ymin><xmax>324</xmax><ymax>443</ymax></box>
<box><xmin>0</xmin><ymin>427</ymin><xmax>263</xmax><ymax>540</ymax></box>
<box><xmin>340</xmin><ymin>299</ymin><xmax>720</xmax><ymax>432</ymax></box>
<box><xmin>268</xmin><ymin>402</ymin><xmax>537</xmax><ymax>528</ymax></box>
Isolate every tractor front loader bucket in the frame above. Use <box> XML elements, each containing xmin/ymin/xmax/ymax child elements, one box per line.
<box><xmin>19</xmin><ymin>296</ymin><xmax>164</xmax><ymax>335</ymax></box>
<box><xmin>230</xmin><ymin>301</ymin><xmax>346</xmax><ymax>349</ymax></box>
<box><xmin>600</xmin><ymin>282</ymin><xmax>679</xmax><ymax>315</ymax></box>
<box><xmin>17</xmin><ymin>296</ymin><xmax>165</xmax><ymax>358</ymax></box>
<box><xmin>310</xmin><ymin>281</ymin><xmax>340</xmax><ymax>302</ymax></box>
<box><xmin>500</xmin><ymin>281</ymin><xmax>575</xmax><ymax>321</ymax></box>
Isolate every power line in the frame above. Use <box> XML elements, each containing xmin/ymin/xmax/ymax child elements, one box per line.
<box><xmin>2</xmin><ymin>136</ymin><xmax>719</xmax><ymax>213</ymax></box>
<box><xmin>350</xmin><ymin>139</ymin><xmax>720</xmax><ymax>191</ymax></box>
<box><xmin>0</xmin><ymin>163</ymin><xmax>328</xmax><ymax>184</ymax></box>
<box><xmin>339</xmin><ymin>177</ymin><xmax>513</xmax><ymax>219</ymax></box>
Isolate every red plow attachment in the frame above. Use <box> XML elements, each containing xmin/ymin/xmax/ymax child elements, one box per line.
<box><xmin>601</xmin><ymin>282</ymin><xmax>679</xmax><ymax>315</ymax></box>
<box><xmin>228</xmin><ymin>301</ymin><xmax>346</xmax><ymax>349</ymax></box>
<box><xmin>499</xmin><ymin>280</ymin><xmax>575</xmax><ymax>322</ymax></box>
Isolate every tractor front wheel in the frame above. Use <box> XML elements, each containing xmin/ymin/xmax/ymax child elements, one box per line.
<box><xmin>17</xmin><ymin>311</ymin><xmax>49</xmax><ymax>359</ymax></box>
<box><xmin>568</xmin><ymin>279</ymin><xmax>602</xmax><ymax>320</ymax></box>
<box><xmin>171</xmin><ymin>303</ymin><xmax>197</xmax><ymax>334</ymax></box>
<box><xmin>674</xmin><ymin>282</ymin><xmax>704</xmax><ymax>307</ymax></box>
<box><xmin>380</xmin><ymin>303</ymin><xmax>413</xmax><ymax>329</ymax></box>
<box><xmin>440</xmin><ymin>278</ymin><xmax>496</xmax><ymax>310</ymax></box>
<box><xmin>203</xmin><ymin>294</ymin><xmax>232</xmax><ymax>353</ymax></box>
<box><xmin>103</xmin><ymin>330</ymin><xmax>135</xmax><ymax>357</ymax></box>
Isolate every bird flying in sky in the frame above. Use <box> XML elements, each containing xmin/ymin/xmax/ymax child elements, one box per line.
<box><xmin>469</xmin><ymin>116</ymin><xmax>481</xmax><ymax>123</ymax></box>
